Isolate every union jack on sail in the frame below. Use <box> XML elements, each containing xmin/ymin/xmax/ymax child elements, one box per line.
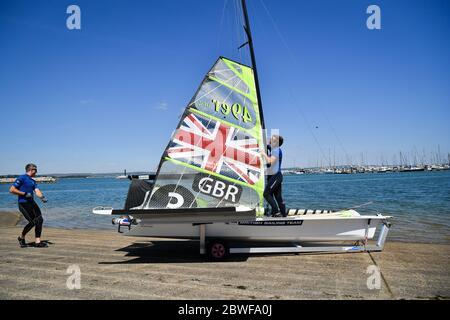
<box><xmin>167</xmin><ymin>113</ymin><xmax>261</xmax><ymax>185</ymax></box>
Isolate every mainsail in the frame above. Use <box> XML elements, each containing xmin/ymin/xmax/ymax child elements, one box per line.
<box><xmin>130</xmin><ymin>57</ymin><xmax>265</xmax><ymax>212</ymax></box>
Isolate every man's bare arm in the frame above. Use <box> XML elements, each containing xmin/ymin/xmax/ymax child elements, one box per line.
<box><xmin>35</xmin><ymin>188</ymin><xmax>44</xmax><ymax>198</ymax></box>
<box><xmin>9</xmin><ymin>186</ymin><xmax>26</xmax><ymax>196</ymax></box>
<box><xmin>260</xmin><ymin>152</ymin><xmax>277</xmax><ymax>166</ymax></box>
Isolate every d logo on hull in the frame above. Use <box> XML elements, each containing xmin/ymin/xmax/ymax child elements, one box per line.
<box><xmin>149</xmin><ymin>184</ymin><xmax>197</xmax><ymax>209</ymax></box>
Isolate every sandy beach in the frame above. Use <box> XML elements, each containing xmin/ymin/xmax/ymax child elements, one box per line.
<box><xmin>0</xmin><ymin>211</ymin><xmax>448</xmax><ymax>300</ymax></box>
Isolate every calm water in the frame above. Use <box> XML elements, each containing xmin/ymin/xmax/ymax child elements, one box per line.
<box><xmin>1</xmin><ymin>171</ymin><xmax>449</xmax><ymax>244</ymax></box>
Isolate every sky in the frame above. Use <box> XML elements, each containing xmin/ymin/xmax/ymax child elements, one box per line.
<box><xmin>0</xmin><ymin>0</ymin><xmax>449</xmax><ymax>174</ymax></box>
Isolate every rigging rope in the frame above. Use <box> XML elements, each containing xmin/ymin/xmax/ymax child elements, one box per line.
<box><xmin>165</xmin><ymin>2</ymin><xmax>261</xmax><ymax>210</ymax></box>
<box><xmin>259</xmin><ymin>0</ymin><xmax>350</xmax><ymax>167</ymax></box>
<box><xmin>216</xmin><ymin>0</ymin><xmax>229</xmax><ymax>58</ymax></box>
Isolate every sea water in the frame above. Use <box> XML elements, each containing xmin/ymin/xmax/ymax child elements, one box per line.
<box><xmin>0</xmin><ymin>171</ymin><xmax>449</xmax><ymax>244</ymax></box>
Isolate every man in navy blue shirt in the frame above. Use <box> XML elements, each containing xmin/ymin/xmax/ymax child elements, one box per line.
<box><xmin>260</xmin><ymin>135</ymin><xmax>286</xmax><ymax>217</ymax></box>
<box><xmin>9</xmin><ymin>163</ymin><xmax>48</xmax><ymax>247</ymax></box>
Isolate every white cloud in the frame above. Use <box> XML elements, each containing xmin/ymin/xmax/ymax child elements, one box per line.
<box><xmin>155</xmin><ymin>102</ymin><xmax>168</xmax><ymax>110</ymax></box>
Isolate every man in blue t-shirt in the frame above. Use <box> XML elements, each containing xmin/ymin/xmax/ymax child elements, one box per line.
<box><xmin>9</xmin><ymin>163</ymin><xmax>48</xmax><ymax>247</ymax></box>
<box><xmin>260</xmin><ymin>135</ymin><xmax>286</xmax><ymax>217</ymax></box>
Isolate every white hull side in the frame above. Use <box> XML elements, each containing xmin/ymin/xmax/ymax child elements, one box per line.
<box><xmin>125</xmin><ymin>215</ymin><xmax>385</xmax><ymax>242</ymax></box>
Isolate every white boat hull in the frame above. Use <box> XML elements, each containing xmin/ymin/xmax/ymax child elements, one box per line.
<box><xmin>123</xmin><ymin>210</ymin><xmax>389</xmax><ymax>242</ymax></box>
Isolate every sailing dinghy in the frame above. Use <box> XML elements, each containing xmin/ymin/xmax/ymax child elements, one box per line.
<box><xmin>93</xmin><ymin>0</ymin><xmax>392</xmax><ymax>259</ymax></box>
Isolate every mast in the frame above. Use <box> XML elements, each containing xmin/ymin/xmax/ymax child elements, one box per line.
<box><xmin>240</xmin><ymin>0</ymin><xmax>266</xmax><ymax>146</ymax></box>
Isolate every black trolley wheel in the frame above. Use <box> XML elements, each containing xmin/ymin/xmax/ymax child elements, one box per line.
<box><xmin>207</xmin><ymin>239</ymin><xmax>229</xmax><ymax>261</ymax></box>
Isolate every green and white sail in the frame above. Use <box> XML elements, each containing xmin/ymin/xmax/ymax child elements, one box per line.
<box><xmin>135</xmin><ymin>57</ymin><xmax>265</xmax><ymax>212</ymax></box>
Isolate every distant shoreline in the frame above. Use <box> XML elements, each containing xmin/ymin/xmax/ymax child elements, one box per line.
<box><xmin>1</xmin><ymin>164</ymin><xmax>449</xmax><ymax>179</ymax></box>
<box><xmin>0</xmin><ymin>172</ymin><xmax>146</xmax><ymax>179</ymax></box>
<box><xmin>0</xmin><ymin>176</ymin><xmax>57</xmax><ymax>184</ymax></box>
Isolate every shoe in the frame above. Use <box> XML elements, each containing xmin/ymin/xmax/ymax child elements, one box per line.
<box><xmin>271</xmin><ymin>212</ymin><xmax>281</xmax><ymax>217</ymax></box>
<box><xmin>33</xmin><ymin>242</ymin><xmax>48</xmax><ymax>248</ymax></box>
<box><xmin>17</xmin><ymin>236</ymin><xmax>27</xmax><ymax>248</ymax></box>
